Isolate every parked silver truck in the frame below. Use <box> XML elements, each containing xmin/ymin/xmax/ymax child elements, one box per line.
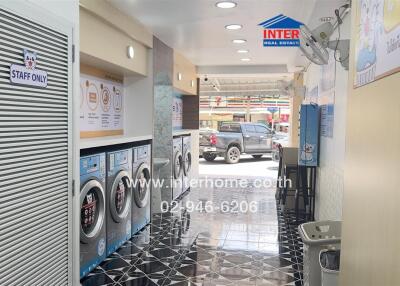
<box><xmin>200</xmin><ymin>122</ymin><xmax>275</xmax><ymax>164</ymax></box>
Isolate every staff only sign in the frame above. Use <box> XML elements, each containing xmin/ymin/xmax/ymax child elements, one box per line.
<box><xmin>10</xmin><ymin>49</ymin><xmax>48</xmax><ymax>88</ymax></box>
<box><xmin>259</xmin><ymin>14</ymin><xmax>303</xmax><ymax>47</ymax></box>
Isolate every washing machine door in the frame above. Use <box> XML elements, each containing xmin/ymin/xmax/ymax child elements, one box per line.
<box><xmin>173</xmin><ymin>150</ymin><xmax>183</xmax><ymax>179</ymax></box>
<box><xmin>183</xmin><ymin>149</ymin><xmax>192</xmax><ymax>176</ymax></box>
<box><xmin>110</xmin><ymin>170</ymin><xmax>132</xmax><ymax>223</ymax></box>
<box><xmin>133</xmin><ymin>163</ymin><xmax>151</xmax><ymax>208</ymax></box>
<box><xmin>80</xmin><ymin>179</ymin><xmax>105</xmax><ymax>244</ymax></box>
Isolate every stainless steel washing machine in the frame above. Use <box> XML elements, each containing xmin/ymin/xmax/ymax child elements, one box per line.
<box><xmin>182</xmin><ymin>135</ymin><xmax>192</xmax><ymax>195</ymax></box>
<box><xmin>173</xmin><ymin>136</ymin><xmax>183</xmax><ymax>200</ymax></box>
<box><xmin>106</xmin><ymin>148</ymin><xmax>132</xmax><ymax>256</ymax></box>
<box><xmin>132</xmin><ymin>144</ymin><xmax>152</xmax><ymax>235</ymax></box>
<box><xmin>80</xmin><ymin>153</ymin><xmax>106</xmax><ymax>279</ymax></box>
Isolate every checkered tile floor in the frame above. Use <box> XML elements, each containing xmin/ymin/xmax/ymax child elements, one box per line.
<box><xmin>81</xmin><ymin>178</ymin><xmax>305</xmax><ymax>286</ymax></box>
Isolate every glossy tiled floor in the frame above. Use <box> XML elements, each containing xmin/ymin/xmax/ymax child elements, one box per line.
<box><xmin>81</xmin><ymin>176</ymin><xmax>305</xmax><ymax>286</ymax></box>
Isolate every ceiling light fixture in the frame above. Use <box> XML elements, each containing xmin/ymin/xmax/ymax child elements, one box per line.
<box><xmin>241</xmin><ymin>58</ymin><xmax>251</xmax><ymax>62</ymax></box>
<box><xmin>232</xmin><ymin>39</ymin><xmax>247</xmax><ymax>44</ymax></box>
<box><xmin>216</xmin><ymin>1</ymin><xmax>237</xmax><ymax>8</ymax></box>
<box><xmin>237</xmin><ymin>49</ymin><xmax>249</xmax><ymax>53</ymax></box>
<box><xmin>225</xmin><ymin>24</ymin><xmax>242</xmax><ymax>30</ymax></box>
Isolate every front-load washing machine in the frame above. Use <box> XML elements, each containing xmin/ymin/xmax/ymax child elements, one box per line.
<box><xmin>132</xmin><ymin>144</ymin><xmax>152</xmax><ymax>235</ymax></box>
<box><xmin>106</xmin><ymin>148</ymin><xmax>132</xmax><ymax>256</ymax></box>
<box><xmin>182</xmin><ymin>135</ymin><xmax>192</xmax><ymax>195</ymax></box>
<box><xmin>173</xmin><ymin>137</ymin><xmax>183</xmax><ymax>200</ymax></box>
<box><xmin>80</xmin><ymin>153</ymin><xmax>106</xmax><ymax>279</ymax></box>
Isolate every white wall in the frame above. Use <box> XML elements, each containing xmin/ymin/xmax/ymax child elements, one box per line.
<box><xmin>303</xmin><ymin>15</ymin><xmax>350</xmax><ymax>221</ymax></box>
<box><xmin>124</xmin><ymin>49</ymin><xmax>154</xmax><ymax>137</ymax></box>
<box><xmin>27</xmin><ymin>0</ymin><xmax>78</xmax><ymax>23</ymax></box>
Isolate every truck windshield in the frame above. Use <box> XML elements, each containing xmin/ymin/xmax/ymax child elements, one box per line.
<box><xmin>219</xmin><ymin>123</ymin><xmax>241</xmax><ymax>133</ymax></box>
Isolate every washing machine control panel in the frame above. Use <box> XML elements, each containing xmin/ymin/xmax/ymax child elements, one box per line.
<box><xmin>109</xmin><ymin>150</ymin><xmax>129</xmax><ymax>171</ymax></box>
<box><xmin>136</xmin><ymin>145</ymin><xmax>150</xmax><ymax>160</ymax></box>
<box><xmin>80</xmin><ymin>154</ymin><xmax>105</xmax><ymax>177</ymax></box>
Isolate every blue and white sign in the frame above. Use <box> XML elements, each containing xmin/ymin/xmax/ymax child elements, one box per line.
<box><xmin>10</xmin><ymin>49</ymin><xmax>48</xmax><ymax>88</ymax></box>
<box><xmin>259</xmin><ymin>14</ymin><xmax>303</xmax><ymax>47</ymax></box>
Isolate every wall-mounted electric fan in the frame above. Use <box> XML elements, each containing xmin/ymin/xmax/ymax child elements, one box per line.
<box><xmin>299</xmin><ymin>22</ymin><xmax>350</xmax><ymax>70</ymax></box>
<box><xmin>278</xmin><ymin>80</ymin><xmax>306</xmax><ymax>97</ymax></box>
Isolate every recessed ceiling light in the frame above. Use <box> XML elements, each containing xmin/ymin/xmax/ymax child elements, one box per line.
<box><xmin>241</xmin><ymin>58</ymin><xmax>251</xmax><ymax>62</ymax></box>
<box><xmin>225</xmin><ymin>24</ymin><xmax>242</xmax><ymax>30</ymax></box>
<box><xmin>216</xmin><ymin>1</ymin><xmax>237</xmax><ymax>8</ymax></box>
<box><xmin>232</xmin><ymin>39</ymin><xmax>247</xmax><ymax>44</ymax></box>
<box><xmin>237</xmin><ymin>49</ymin><xmax>249</xmax><ymax>53</ymax></box>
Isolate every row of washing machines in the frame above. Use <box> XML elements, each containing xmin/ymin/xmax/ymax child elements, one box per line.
<box><xmin>79</xmin><ymin>143</ymin><xmax>151</xmax><ymax>278</ymax></box>
<box><xmin>173</xmin><ymin>134</ymin><xmax>192</xmax><ymax>200</ymax></box>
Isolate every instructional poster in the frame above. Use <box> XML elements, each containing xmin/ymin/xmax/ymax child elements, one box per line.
<box><xmin>80</xmin><ymin>74</ymin><xmax>124</xmax><ymax>138</ymax></box>
<box><xmin>320</xmin><ymin>104</ymin><xmax>334</xmax><ymax>138</ymax></box>
<box><xmin>172</xmin><ymin>94</ymin><xmax>183</xmax><ymax>130</ymax></box>
<box><xmin>354</xmin><ymin>0</ymin><xmax>400</xmax><ymax>87</ymax></box>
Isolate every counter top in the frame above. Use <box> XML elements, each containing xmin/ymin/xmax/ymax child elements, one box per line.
<box><xmin>80</xmin><ymin>135</ymin><xmax>152</xmax><ymax>149</ymax></box>
<box><xmin>173</xmin><ymin>129</ymin><xmax>198</xmax><ymax>136</ymax></box>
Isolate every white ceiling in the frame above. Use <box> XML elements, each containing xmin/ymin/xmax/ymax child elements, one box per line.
<box><xmin>109</xmin><ymin>0</ymin><xmax>346</xmax><ymax>70</ymax></box>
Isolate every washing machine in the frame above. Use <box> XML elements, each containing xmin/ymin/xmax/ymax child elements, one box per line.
<box><xmin>80</xmin><ymin>153</ymin><xmax>106</xmax><ymax>279</ymax></box>
<box><xmin>132</xmin><ymin>144</ymin><xmax>152</xmax><ymax>235</ymax></box>
<box><xmin>182</xmin><ymin>135</ymin><xmax>192</xmax><ymax>195</ymax></box>
<box><xmin>173</xmin><ymin>136</ymin><xmax>183</xmax><ymax>200</ymax></box>
<box><xmin>106</xmin><ymin>148</ymin><xmax>132</xmax><ymax>256</ymax></box>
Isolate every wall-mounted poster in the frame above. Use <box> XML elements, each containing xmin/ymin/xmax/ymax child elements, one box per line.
<box><xmin>80</xmin><ymin>74</ymin><xmax>124</xmax><ymax>138</ymax></box>
<box><xmin>355</xmin><ymin>0</ymin><xmax>400</xmax><ymax>87</ymax></box>
<box><xmin>320</xmin><ymin>104</ymin><xmax>334</xmax><ymax>138</ymax></box>
<box><xmin>172</xmin><ymin>93</ymin><xmax>183</xmax><ymax>130</ymax></box>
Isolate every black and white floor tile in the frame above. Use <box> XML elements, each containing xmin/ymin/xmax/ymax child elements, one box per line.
<box><xmin>81</xmin><ymin>177</ymin><xmax>305</xmax><ymax>286</ymax></box>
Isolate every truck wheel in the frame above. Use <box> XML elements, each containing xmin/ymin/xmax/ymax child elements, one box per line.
<box><xmin>252</xmin><ymin>155</ymin><xmax>263</xmax><ymax>159</ymax></box>
<box><xmin>203</xmin><ymin>153</ymin><xmax>217</xmax><ymax>162</ymax></box>
<box><xmin>225</xmin><ymin>146</ymin><xmax>240</xmax><ymax>164</ymax></box>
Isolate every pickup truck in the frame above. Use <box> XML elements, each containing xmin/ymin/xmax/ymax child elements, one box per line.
<box><xmin>200</xmin><ymin>122</ymin><xmax>275</xmax><ymax>164</ymax></box>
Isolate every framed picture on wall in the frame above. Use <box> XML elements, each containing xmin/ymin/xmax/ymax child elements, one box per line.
<box><xmin>354</xmin><ymin>0</ymin><xmax>400</xmax><ymax>87</ymax></box>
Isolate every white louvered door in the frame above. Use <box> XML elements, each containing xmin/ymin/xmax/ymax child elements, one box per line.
<box><xmin>0</xmin><ymin>4</ymin><xmax>73</xmax><ymax>286</ymax></box>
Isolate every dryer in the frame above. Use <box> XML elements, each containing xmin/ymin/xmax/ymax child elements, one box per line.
<box><xmin>132</xmin><ymin>144</ymin><xmax>152</xmax><ymax>235</ymax></box>
<box><xmin>182</xmin><ymin>135</ymin><xmax>192</xmax><ymax>195</ymax></box>
<box><xmin>80</xmin><ymin>153</ymin><xmax>106</xmax><ymax>279</ymax></box>
<box><xmin>106</xmin><ymin>148</ymin><xmax>132</xmax><ymax>256</ymax></box>
<box><xmin>173</xmin><ymin>137</ymin><xmax>183</xmax><ymax>200</ymax></box>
